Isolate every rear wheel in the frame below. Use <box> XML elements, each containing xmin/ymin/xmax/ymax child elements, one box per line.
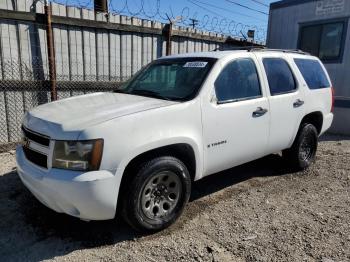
<box><xmin>122</xmin><ymin>156</ymin><xmax>191</xmax><ymax>232</ymax></box>
<box><xmin>283</xmin><ymin>123</ymin><xmax>318</xmax><ymax>170</ymax></box>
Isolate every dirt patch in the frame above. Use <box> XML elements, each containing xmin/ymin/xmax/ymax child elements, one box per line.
<box><xmin>0</xmin><ymin>135</ymin><xmax>349</xmax><ymax>261</ymax></box>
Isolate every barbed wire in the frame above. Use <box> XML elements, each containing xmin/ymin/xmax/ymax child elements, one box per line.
<box><xmin>50</xmin><ymin>0</ymin><xmax>267</xmax><ymax>42</ymax></box>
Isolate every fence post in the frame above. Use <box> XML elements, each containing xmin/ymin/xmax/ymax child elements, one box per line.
<box><xmin>166</xmin><ymin>22</ymin><xmax>172</xmax><ymax>56</ymax></box>
<box><xmin>44</xmin><ymin>2</ymin><xmax>57</xmax><ymax>101</ymax></box>
<box><xmin>163</xmin><ymin>15</ymin><xmax>183</xmax><ymax>56</ymax></box>
<box><xmin>163</xmin><ymin>22</ymin><xmax>172</xmax><ymax>56</ymax></box>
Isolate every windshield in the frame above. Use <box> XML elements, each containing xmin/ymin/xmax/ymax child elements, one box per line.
<box><xmin>116</xmin><ymin>57</ymin><xmax>216</xmax><ymax>101</ymax></box>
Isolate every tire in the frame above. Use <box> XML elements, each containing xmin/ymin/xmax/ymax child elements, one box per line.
<box><xmin>121</xmin><ymin>156</ymin><xmax>191</xmax><ymax>232</ymax></box>
<box><xmin>282</xmin><ymin>123</ymin><xmax>318</xmax><ymax>171</ymax></box>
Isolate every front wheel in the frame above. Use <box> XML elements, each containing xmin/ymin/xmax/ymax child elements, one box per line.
<box><xmin>122</xmin><ymin>156</ymin><xmax>191</xmax><ymax>232</ymax></box>
<box><xmin>283</xmin><ymin>123</ymin><xmax>318</xmax><ymax>170</ymax></box>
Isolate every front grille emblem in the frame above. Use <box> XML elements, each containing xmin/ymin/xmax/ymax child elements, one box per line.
<box><xmin>21</xmin><ymin>137</ymin><xmax>30</xmax><ymax>148</ymax></box>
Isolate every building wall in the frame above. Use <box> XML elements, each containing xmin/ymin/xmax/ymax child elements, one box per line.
<box><xmin>267</xmin><ymin>0</ymin><xmax>350</xmax><ymax>134</ymax></box>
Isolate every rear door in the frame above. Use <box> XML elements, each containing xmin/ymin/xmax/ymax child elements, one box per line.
<box><xmin>255</xmin><ymin>53</ymin><xmax>305</xmax><ymax>153</ymax></box>
<box><xmin>293</xmin><ymin>57</ymin><xmax>333</xmax><ymax>114</ymax></box>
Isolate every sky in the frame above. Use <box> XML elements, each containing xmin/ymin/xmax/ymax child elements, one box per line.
<box><xmin>52</xmin><ymin>0</ymin><xmax>278</xmax><ymax>40</ymax></box>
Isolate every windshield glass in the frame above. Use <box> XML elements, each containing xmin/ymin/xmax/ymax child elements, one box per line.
<box><xmin>116</xmin><ymin>57</ymin><xmax>216</xmax><ymax>101</ymax></box>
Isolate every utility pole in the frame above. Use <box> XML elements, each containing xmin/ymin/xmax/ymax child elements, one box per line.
<box><xmin>189</xmin><ymin>18</ymin><xmax>198</xmax><ymax>29</ymax></box>
<box><xmin>44</xmin><ymin>0</ymin><xmax>57</xmax><ymax>101</ymax></box>
<box><xmin>94</xmin><ymin>0</ymin><xmax>108</xmax><ymax>13</ymax></box>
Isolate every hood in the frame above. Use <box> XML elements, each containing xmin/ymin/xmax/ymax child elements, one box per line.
<box><xmin>23</xmin><ymin>92</ymin><xmax>176</xmax><ymax>139</ymax></box>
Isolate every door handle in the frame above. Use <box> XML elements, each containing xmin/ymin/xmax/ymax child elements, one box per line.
<box><xmin>252</xmin><ymin>107</ymin><xmax>268</xmax><ymax>117</ymax></box>
<box><xmin>293</xmin><ymin>99</ymin><xmax>304</xmax><ymax>108</ymax></box>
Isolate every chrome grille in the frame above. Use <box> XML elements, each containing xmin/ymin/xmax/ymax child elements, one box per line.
<box><xmin>21</xmin><ymin>126</ymin><xmax>50</xmax><ymax>169</ymax></box>
<box><xmin>22</xmin><ymin>126</ymin><xmax>50</xmax><ymax>146</ymax></box>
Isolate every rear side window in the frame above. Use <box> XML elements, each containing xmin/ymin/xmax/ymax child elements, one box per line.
<box><xmin>294</xmin><ymin>58</ymin><xmax>330</xmax><ymax>89</ymax></box>
<box><xmin>262</xmin><ymin>58</ymin><xmax>296</xmax><ymax>95</ymax></box>
<box><xmin>215</xmin><ymin>58</ymin><xmax>261</xmax><ymax>103</ymax></box>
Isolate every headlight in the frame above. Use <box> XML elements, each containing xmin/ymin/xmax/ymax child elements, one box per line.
<box><xmin>52</xmin><ymin>139</ymin><xmax>103</xmax><ymax>171</ymax></box>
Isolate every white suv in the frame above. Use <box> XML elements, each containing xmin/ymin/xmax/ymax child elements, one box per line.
<box><xmin>16</xmin><ymin>49</ymin><xmax>334</xmax><ymax>231</ymax></box>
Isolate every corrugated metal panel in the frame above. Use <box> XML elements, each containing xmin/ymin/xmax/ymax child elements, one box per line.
<box><xmin>53</xmin><ymin>24</ymin><xmax>69</xmax><ymax>81</ymax></box>
<box><xmin>0</xmin><ymin>0</ymin><xmax>15</xmax><ymax>10</ymax></box>
<box><xmin>1</xmin><ymin>21</ymin><xmax>19</xmax><ymax>79</ymax></box>
<box><xmin>132</xmin><ymin>33</ymin><xmax>142</xmax><ymax>74</ymax></box>
<box><xmin>109</xmin><ymin>31</ymin><xmax>121</xmax><ymax>82</ymax></box>
<box><xmin>83</xmin><ymin>29</ymin><xmax>97</xmax><ymax>81</ymax></box>
<box><xmin>96</xmin><ymin>29</ymin><xmax>109</xmax><ymax>81</ymax></box>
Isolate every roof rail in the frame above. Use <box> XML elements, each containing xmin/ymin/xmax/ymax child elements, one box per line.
<box><xmin>212</xmin><ymin>46</ymin><xmax>264</xmax><ymax>52</ymax></box>
<box><xmin>212</xmin><ymin>47</ymin><xmax>309</xmax><ymax>55</ymax></box>
<box><xmin>248</xmin><ymin>48</ymin><xmax>310</xmax><ymax>55</ymax></box>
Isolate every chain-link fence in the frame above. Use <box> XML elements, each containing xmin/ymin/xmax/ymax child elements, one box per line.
<box><xmin>0</xmin><ymin>11</ymin><xmax>165</xmax><ymax>152</ymax></box>
<box><xmin>0</xmin><ymin>56</ymin><xmax>129</xmax><ymax>152</ymax></box>
<box><xmin>0</xmin><ymin>19</ymin><xmax>133</xmax><ymax>152</ymax></box>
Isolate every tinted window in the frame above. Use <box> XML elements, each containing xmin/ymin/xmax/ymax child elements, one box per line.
<box><xmin>263</xmin><ymin>58</ymin><xmax>296</xmax><ymax>95</ymax></box>
<box><xmin>299</xmin><ymin>22</ymin><xmax>345</xmax><ymax>62</ymax></box>
<box><xmin>215</xmin><ymin>58</ymin><xmax>261</xmax><ymax>103</ymax></box>
<box><xmin>294</xmin><ymin>59</ymin><xmax>330</xmax><ymax>89</ymax></box>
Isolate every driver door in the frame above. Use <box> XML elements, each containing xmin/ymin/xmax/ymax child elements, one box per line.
<box><xmin>202</xmin><ymin>56</ymin><xmax>270</xmax><ymax>176</ymax></box>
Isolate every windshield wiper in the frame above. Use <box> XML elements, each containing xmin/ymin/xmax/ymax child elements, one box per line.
<box><xmin>130</xmin><ymin>89</ymin><xmax>172</xmax><ymax>101</ymax></box>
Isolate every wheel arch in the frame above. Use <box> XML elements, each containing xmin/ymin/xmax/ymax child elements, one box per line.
<box><xmin>300</xmin><ymin>111</ymin><xmax>323</xmax><ymax>135</ymax></box>
<box><xmin>115</xmin><ymin>142</ymin><xmax>199</xmax><ymax>213</ymax></box>
<box><xmin>288</xmin><ymin>111</ymin><xmax>324</xmax><ymax>149</ymax></box>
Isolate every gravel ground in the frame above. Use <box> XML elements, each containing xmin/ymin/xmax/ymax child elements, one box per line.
<box><xmin>0</xmin><ymin>135</ymin><xmax>349</xmax><ymax>262</ymax></box>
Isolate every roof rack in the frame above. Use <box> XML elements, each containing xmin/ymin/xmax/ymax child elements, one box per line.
<box><xmin>212</xmin><ymin>46</ymin><xmax>309</xmax><ymax>55</ymax></box>
<box><xmin>212</xmin><ymin>46</ymin><xmax>264</xmax><ymax>52</ymax></box>
<box><xmin>248</xmin><ymin>48</ymin><xmax>310</xmax><ymax>55</ymax></box>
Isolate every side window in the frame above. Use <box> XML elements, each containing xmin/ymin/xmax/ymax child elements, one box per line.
<box><xmin>214</xmin><ymin>58</ymin><xmax>261</xmax><ymax>103</ymax></box>
<box><xmin>294</xmin><ymin>58</ymin><xmax>330</xmax><ymax>89</ymax></box>
<box><xmin>262</xmin><ymin>58</ymin><xmax>296</xmax><ymax>96</ymax></box>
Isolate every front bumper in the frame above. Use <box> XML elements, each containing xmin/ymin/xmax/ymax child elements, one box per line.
<box><xmin>16</xmin><ymin>146</ymin><xmax>118</xmax><ymax>220</ymax></box>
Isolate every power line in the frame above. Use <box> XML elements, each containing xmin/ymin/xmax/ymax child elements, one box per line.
<box><xmin>189</xmin><ymin>0</ymin><xmax>268</xmax><ymax>23</ymax></box>
<box><xmin>249</xmin><ymin>0</ymin><xmax>269</xmax><ymax>8</ymax></box>
<box><xmin>186</xmin><ymin>0</ymin><xmax>266</xmax><ymax>35</ymax></box>
<box><xmin>187</xmin><ymin>0</ymin><xmax>225</xmax><ymax>19</ymax></box>
<box><xmin>225</xmin><ymin>0</ymin><xmax>269</xmax><ymax>15</ymax></box>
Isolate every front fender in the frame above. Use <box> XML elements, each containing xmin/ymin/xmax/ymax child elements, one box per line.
<box><xmin>115</xmin><ymin>136</ymin><xmax>203</xmax><ymax>181</ymax></box>
<box><xmin>78</xmin><ymin>99</ymin><xmax>204</xmax><ymax>180</ymax></box>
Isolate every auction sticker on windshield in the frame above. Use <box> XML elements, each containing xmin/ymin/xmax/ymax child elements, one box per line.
<box><xmin>183</xmin><ymin>61</ymin><xmax>208</xmax><ymax>68</ymax></box>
